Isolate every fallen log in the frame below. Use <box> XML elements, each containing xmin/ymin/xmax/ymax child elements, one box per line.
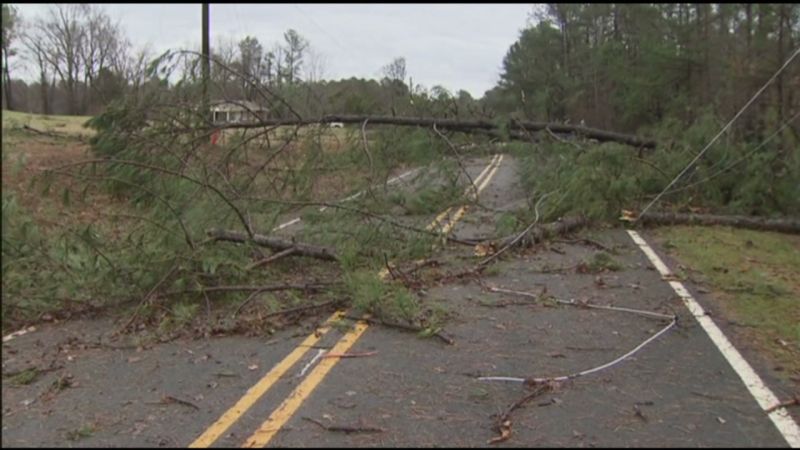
<box><xmin>22</xmin><ymin>124</ymin><xmax>86</xmax><ymax>142</ymax></box>
<box><xmin>635</xmin><ymin>212</ymin><xmax>800</xmax><ymax>234</ymax></box>
<box><xmin>206</xmin><ymin>228</ymin><xmax>339</xmax><ymax>261</ymax></box>
<box><xmin>215</xmin><ymin>115</ymin><xmax>655</xmax><ymax>149</ymax></box>
<box><xmin>168</xmin><ymin>283</ymin><xmax>334</xmax><ymax>295</ymax></box>
<box><xmin>497</xmin><ymin>215</ymin><xmax>589</xmax><ymax>249</ymax></box>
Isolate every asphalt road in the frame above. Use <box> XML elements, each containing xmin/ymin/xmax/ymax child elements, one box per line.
<box><xmin>2</xmin><ymin>153</ymin><xmax>797</xmax><ymax>447</ymax></box>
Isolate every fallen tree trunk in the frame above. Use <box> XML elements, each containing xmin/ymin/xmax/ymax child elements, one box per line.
<box><xmin>498</xmin><ymin>215</ymin><xmax>589</xmax><ymax>249</ymax></box>
<box><xmin>636</xmin><ymin>212</ymin><xmax>800</xmax><ymax>234</ymax></box>
<box><xmin>22</xmin><ymin>124</ymin><xmax>86</xmax><ymax>142</ymax></box>
<box><xmin>207</xmin><ymin>228</ymin><xmax>339</xmax><ymax>261</ymax></box>
<box><xmin>170</xmin><ymin>283</ymin><xmax>334</xmax><ymax>294</ymax></box>
<box><xmin>217</xmin><ymin>115</ymin><xmax>655</xmax><ymax>149</ymax></box>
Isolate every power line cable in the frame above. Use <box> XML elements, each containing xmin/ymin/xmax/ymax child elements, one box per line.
<box><xmin>292</xmin><ymin>4</ymin><xmax>351</xmax><ymax>56</ymax></box>
<box><xmin>233</xmin><ymin>4</ymin><xmax>247</xmax><ymax>38</ymax></box>
<box><xmin>636</xmin><ymin>46</ymin><xmax>800</xmax><ymax>221</ymax></box>
<box><xmin>291</xmin><ymin>3</ymin><xmax>367</xmax><ymax>79</ymax></box>
<box><xmin>660</xmin><ymin>111</ymin><xmax>799</xmax><ymax>196</ymax></box>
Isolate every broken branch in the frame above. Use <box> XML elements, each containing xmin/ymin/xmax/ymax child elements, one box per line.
<box><xmin>302</xmin><ymin>416</ymin><xmax>385</xmax><ymax>434</ymax></box>
<box><xmin>207</xmin><ymin>228</ymin><xmax>339</xmax><ymax>261</ymax></box>
<box><xmin>344</xmin><ymin>315</ymin><xmax>455</xmax><ymax>345</ymax></box>
<box><xmin>489</xmin><ymin>383</ymin><xmax>551</xmax><ymax>444</ymax></box>
<box><xmin>765</xmin><ymin>395</ymin><xmax>800</xmax><ymax>413</ymax></box>
<box><xmin>247</xmin><ymin>247</ymin><xmax>297</xmax><ymax>270</ymax></box>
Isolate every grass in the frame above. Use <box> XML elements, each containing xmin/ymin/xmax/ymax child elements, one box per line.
<box><xmin>654</xmin><ymin>226</ymin><xmax>800</xmax><ymax>378</ymax></box>
<box><xmin>345</xmin><ymin>269</ymin><xmax>419</xmax><ymax>323</ymax></box>
<box><xmin>1</xmin><ymin>112</ymin><xmax>150</xmax><ymax>331</ymax></box>
<box><xmin>2</xmin><ymin>110</ymin><xmax>94</xmax><ymax>138</ymax></box>
<box><xmin>65</xmin><ymin>424</ymin><xmax>94</xmax><ymax>441</ymax></box>
<box><xmin>582</xmin><ymin>251</ymin><xmax>623</xmax><ymax>272</ymax></box>
<box><xmin>6</xmin><ymin>368</ymin><xmax>39</xmax><ymax>386</ymax></box>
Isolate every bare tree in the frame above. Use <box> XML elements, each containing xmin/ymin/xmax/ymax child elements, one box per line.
<box><xmin>123</xmin><ymin>45</ymin><xmax>153</xmax><ymax>97</ymax></box>
<box><xmin>25</xmin><ymin>4</ymin><xmax>130</xmax><ymax>114</ymax></box>
<box><xmin>212</xmin><ymin>36</ymin><xmax>239</xmax><ymax>97</ymax></box>
<box><xmin>282</xmin><ymin>29</ymin><xmax>308</xmax><ymax>84</ymax></box>
<box><xmin>79</xmin><ymin>5</ymin><xmax>126</xmax><ymax>111</ymax></box>
<box><xmin>271</xmin><ymin>44</ymin><xmax>284</xmax><ymax>86</ymax></box>
<box><xmin>38</xmin><ymin>4</ymin><xmax>84</xmax><ymax>115</ymax></box>
<box><xmin>2</xmin><ymin>4</ymin><xmax>19</xmax><ymax>110</ymax></box>
<box><xmin>381</xmin><ymin>57</ymin><xmax>406</xmax><ymax>82</ymax></box>
<box><xmin>381</xmin><ymin>57</ymin><xmax>408</xmax><ymax>116</ymax></box>
<box><xmin>263</xmin><ymin>49</ymin><xmax>276</xmax><ymax>86</ymax></box>
<box><xmin>237</xmin><ymin>36</ymin><xmax>263</xmax><ymax>100</ymax></box>
<box><xmin>21</xmin><ymin>26</ymin><xmax>51</xmax><ymax>114</ymax></box>
<box><xmin>305</xmin><ymin>46</ymin><xmax>327</xmax><ymax>83</ymax></box>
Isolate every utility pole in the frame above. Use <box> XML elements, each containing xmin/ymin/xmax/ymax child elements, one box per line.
<box><xmin>202</xmin><ymin>3</ymin><xmax>210</xmax><ymax>115</ymax></box>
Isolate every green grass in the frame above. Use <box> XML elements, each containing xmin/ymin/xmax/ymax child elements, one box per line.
<box><xmin>654</xmin><ymin>226</ymin><xmax>800</xmax><ymax>377</ymax></box>
<box><xmin>583</xmin><ymin>251</ymin><xmax>622</xmax><ymax>272</ymax></box>
<box><xmin>6</xmin><ymin>368</ymin><xmax>39</xmax><ymax>386</ymax></box>
<box><xmin>345</xmin><ymin>269</ymin><xmax>419</xmax><ymax>323</ymax></box>
<box><xmin>2</xmin><ymin>110</ymin><xmax>94</xmax><ymax>137</ymax></box>
<box><xmin>65</xmin><ymin>424</ymin><xmax>94</xmax><ymax>441</ymax></box>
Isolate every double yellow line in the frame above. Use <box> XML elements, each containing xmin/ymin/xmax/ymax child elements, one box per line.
<box><xmin>189</xmin><ymin>312</ymin><xmax>343</xmax><ymax>447</ymax></box>
<box><xmin>427</xmin><ymin>153</ymin><xmax>503</xmax><ymax>235</ymax></box>
<box><xmin>190</xmin><ymin>154</ymin><xmax>504</xmax><ymax>448</ymax></box>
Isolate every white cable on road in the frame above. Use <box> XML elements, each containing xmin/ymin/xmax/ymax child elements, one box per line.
<box><xmin>478</xmin><ymin>286</ymin><xmax>677</xmax><ymax>384</ymax></box>
<box><xmin>479</xmin><ymin>318</ymin><xmax>677</xmax><ymax>384</ymax></box>
<box><xmin>296</xmin><ymin>348</ymin><xmax>326</xmax><ymax>378</ymax></box>
<box><xmin>637</xmin><ymin>46</ymin><xmax>800</xmax><ymax>221</ymax></box>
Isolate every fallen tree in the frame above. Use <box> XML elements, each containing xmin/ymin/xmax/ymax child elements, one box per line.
<box><xmin>207</xmin><ymin>228</ymin><xmax>340</xmax><ymax>261</ymax></box>
<box><xmin>215</xmin><ymin>115</ymin><xmax>656</xmax><ymax>149</ymax></box>
<box><xmin>21</xmin><ymin>124</ymin><xmax>87</xmax><ymax>142</ymax></box>
<box><xmin>497</xmin><ymin>215</ymin><xmax>590</xmax><ymax>249</ymax></box>
<box><xmin>635</xmin><ymin>212</ymin><xmax>800</xmax><ymax>234</ymax></box>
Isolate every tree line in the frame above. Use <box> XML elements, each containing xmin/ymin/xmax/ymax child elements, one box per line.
<box><xmin>5</xmin><ymin>3</ymin><xmax>795</xmax><ymax>140</ymax></box>
<box><xmin>1</xmin><ymin>4</ymin><xmax>484</xmax><ymax>120</ymax></box>
<box><xmin>484</xmin><ymin>4</ymin><xmax>799</xmax><ymax>138</ymax></box>
<box><xmin>2</xmin><ymin>4</ymin><xmax>152</xmax><ymax>115</ymax></box>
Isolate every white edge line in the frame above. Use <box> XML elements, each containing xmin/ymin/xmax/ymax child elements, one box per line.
<box><xmin>627</xmin><ymin>229</ymin><xmax>800</xmax><ymax>448</ymax></box>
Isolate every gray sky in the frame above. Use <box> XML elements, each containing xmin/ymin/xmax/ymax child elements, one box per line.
<box><xmin>11</xmin><ymin>3</ymin><xmax>539</xmax><ymax>98</ymax></box>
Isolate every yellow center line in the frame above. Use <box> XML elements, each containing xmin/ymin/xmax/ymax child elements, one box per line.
<box><xmin>425</xmin><ymin>154</ymin><xmax>499</xmax><ymax>232</ymax></box>
<box><xmin>240</xmin><ymin>154</ymin><xmax>505</xmax><ymax>448</ymax></box>
<box><xmin>188</xmin><ymin>311</ymin><xmax>342</xmax><ymax>448</ymax></box>
<box><xmin>440</xmin><ymin>154</ymin><xmax>504</xmax><ymax>235</ymax></box>
<box><xmin>241</xmin><ymin>319</ymin><xmax>370</xmax><ymax>448</ymax></box>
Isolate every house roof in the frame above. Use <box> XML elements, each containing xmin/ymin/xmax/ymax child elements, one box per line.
<box><xmin>210</xmin><ymin>100</ymin><xmax>268</xmax><ymax>112</ymax></box>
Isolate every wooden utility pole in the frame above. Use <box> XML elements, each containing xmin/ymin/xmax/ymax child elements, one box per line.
<box><xmin>202</xmin><ymin>3</ymin><xmax>210</xmax><ymax>114</ymax></box>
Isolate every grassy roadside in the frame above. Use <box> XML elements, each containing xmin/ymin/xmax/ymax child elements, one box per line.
<box><xmin>2</xmin><ymin>110</ymin><xmax>94</xmax><ymax>139</ymax></box>
<box><xmin>652</xmin><ymin>226</ymin><xmax>800</xmax><ymax>381</ymax></box>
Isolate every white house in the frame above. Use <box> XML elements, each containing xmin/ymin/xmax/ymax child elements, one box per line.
<box><xmin>210</xmin><ymin>100</ymin><xmax>268</xmax><ymax>124</ymax></box>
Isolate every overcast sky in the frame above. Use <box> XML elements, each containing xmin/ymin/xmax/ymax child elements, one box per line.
<box><xmin>11</xmin><ymin>3</ymin><xmax>540</xmax><ymax>98</ymax></box>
